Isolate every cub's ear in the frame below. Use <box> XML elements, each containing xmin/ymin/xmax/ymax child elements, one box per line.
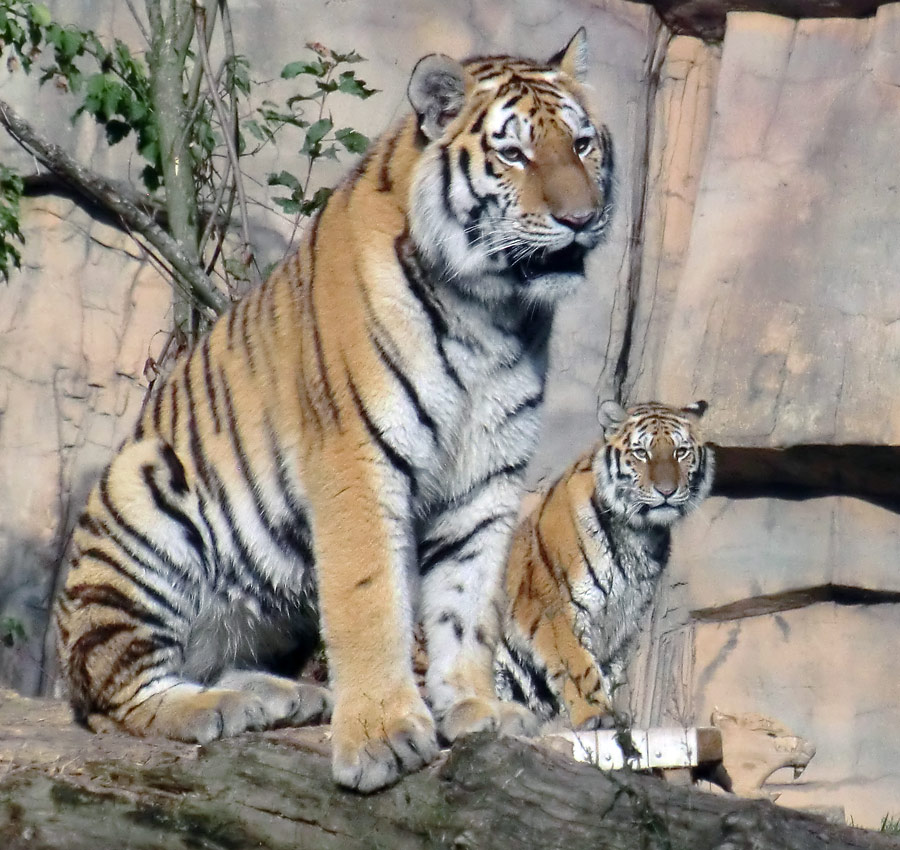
<box><xmin>682</xmin><ymin>400</ymin><xmax>708</xmax><ymax>420</ymax></box>
<box><xmin>549</xmin><ymin>27</ymin><xmax>588</xmax><ymax>82</ymax></box>
<box><xmin>408</xmin><ymin>54</ymin><xmax>468</xmax><ymax>141</ymax></box>
<box><xmin>598</xmin><ymin>398</ymin><xmax>627</xmax><ymax>437</ymax></box>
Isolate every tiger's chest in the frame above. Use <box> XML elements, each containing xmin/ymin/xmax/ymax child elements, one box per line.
<box><xmin>397</xmin><ymin>283</ymin><xmax>549</xmax><ymax>509</ymax></box>
<box><xmin>572</xmin><ymin>515</ymin><xmax>669</xmax><ymax>664</ymax></box>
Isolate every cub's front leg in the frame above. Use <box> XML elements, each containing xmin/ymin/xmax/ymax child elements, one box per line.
<box><xmin>419</xmin><ymin>482</ymin><xmax>540</xmax><ymax>743</ymax></box>
<box><xmin>307</xmin><ymin>438</ymin><xmax>439</xmax><ymax>793</ymax></box>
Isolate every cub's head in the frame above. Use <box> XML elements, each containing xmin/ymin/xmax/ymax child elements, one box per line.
<box><xmin>594</xmin><ymin>400</ymin><xmax>714</xmax><ymax>527</ymax></box>
<box><xmin>407</xmin><ymin>29</ymin><xmax>613</xmax><ymax>304</ymax></box>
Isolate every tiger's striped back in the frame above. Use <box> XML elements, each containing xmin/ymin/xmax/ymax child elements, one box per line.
<box><xmin>496</xmin><ymin>401</ymin><xmax>713</xmax><ymax>728</ymax></box>
<box><xmin>55</xmin><ymin>30</ymin><xmax>614</xmax><ymax>793</ymax></box>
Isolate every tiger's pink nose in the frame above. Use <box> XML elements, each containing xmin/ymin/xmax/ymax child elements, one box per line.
<box><xmin>553</xmin><ymin>209</ymin><xmax>596</xmax><ymax>231</ymax></box>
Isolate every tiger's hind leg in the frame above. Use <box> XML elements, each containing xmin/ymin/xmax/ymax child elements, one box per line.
<box><xmin>57</xmin><ymin>436</ymin><xmax>328</xmax><ymax>744</ymax></box>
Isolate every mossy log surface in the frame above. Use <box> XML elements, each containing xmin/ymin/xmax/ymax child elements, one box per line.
<box><xmin>1</xmin><ymin>690</ymin><xmax>897</xmax><ymax>850</ymax></box>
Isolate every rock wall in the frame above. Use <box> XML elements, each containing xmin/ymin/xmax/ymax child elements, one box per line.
<box><xmin>1</xmin><ymin>0</ymin><xmax>899</xmax><ymax>828</ymax></box>
<box><xmin>622</xmin><ymin>6</ymin><xmax>900</xmax><ymax>827</ymax></box>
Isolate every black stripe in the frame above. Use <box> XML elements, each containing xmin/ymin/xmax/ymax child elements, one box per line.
<box><xmin>98</xmin><ymin>470</ymin><xmax>172</xmax><ymax>566</ymax></box>
<box><xmin>169</xmin><ymin>381</ymin><xmax>180</xmax><ymax>436</ymax></box>
<box><xmin>182</xmin><ymin>362</ymin><xmax>214</xmax><ymax>492</ymax></box>
<box><xmin>535</xmin><ymin>526</ymin><xmax>591</xmax><ymax>619</ymax></box>
<box><xmin>345</xmin><ymin>371</ymin><xmax>417</xmax><ymax>498</ymax></box>
<box><xmin>69</xmin><ymin>622</ymin><xmax>135</xmax><ymax>682</ymax></box>
<box><xmin>502</xmin><ymin>390</ymin><xmax>544</xmax><ymax>423</ymax></box>
<box><xmin>151</xmin><ymin>381</ymin><xmax>165</xmax><ymax>433</ymax></box>
<box><xmin>419</xmin><ymin>512</ymin><xmax>511</xmax><ymax>575</ymax></box>
<box><xmin>470</xmin><ymin>108</ymin><xmax>487</xmax><ymax>134</ymax></box>
<box><xmin>574</xmin><ymin>528</ymin><xmax>609</xmax><ymax>599</ymax></box>
<box><xmin>501</xmin><ymin>636</ymin><xmax>560</xmax><ymax>713</ymax></box>
<box><xmin>437</xmin><ymin>611</ymin><xmax>464</xmax><ymax>641</ymax></box>
<box><xmin>370</xmin><ymin>334</ymin><xmax>438</xmax><ymax>439</ymax></box>
<box><xmin>426</xmin><ymin>458</ymin><xmax>528</xmax><ymax>519</ymax></box>
<box><xmin>306</xmin><ymin>219</ymin><xmax>342</xmax><ymax>426</ymax></box>
<box><xmin>226</xmin><ymin>302</ymin><xmax>240</xmax><ymax>350</ymax></box>
<box><xmin>100</xmin><ymin>639</ymin><xmax>178</xmax><ymax>708</ymax></box>
<box><xmin>239</xmin><ymin>299</ymin><xmax>258</xmax><ymax>374</ymax></box>
<box><xmin>394</xmin><ymin>235</ymin><xmax>465</xmax><ymax>390</ymax></box>
<box><xmin>377</xmin><ymin>127</ymin><xmax>403</xmax><ymax>192</ymax></box>
<box><xmin>439</xmin><ymin>146</ymin><xmax>456</xmax><ymax>222</ymax></box>
<box><xmin>199</xmin><ymin>337</ymin><xmax>222</xmax><ymax>434</ymax></box>
<box><xmin>78</xmin><ymin>546</ymin><xmax>180</xmax><ymax>620</ymax></box>
<box><xmin>590</xmin><ymin>491</ymin><xmax>628</xmax><ymax>583</ymax></box>
<box><xmin>160</xmin><ymin>444</ymin><xmax>189</xmax><ymax>496</ymax></box>
<box><xmin>140</xmin><ymin>463</ymin><xmax>205</xmax><ymax>555</ymax></box>
<box><xmin>77</xmin><ymin>511</ymin><xmax>104</xmax><ymax>537</ymax></box>
<box><xmin>219</xmin><ymin>377</ymin><xmax>315</xmax><ymax>566</ymax></box>
<box><xmin>65</xmin><ymin>582</ymin><xmax>171</xmax><ymax>634</ymax></box>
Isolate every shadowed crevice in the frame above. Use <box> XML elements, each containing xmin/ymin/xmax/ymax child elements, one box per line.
<box><xmin>709</xmin><ymin>444</ymin><xmax>900</xmax><ymax>514</ymax></box>
<box><xmin>691</xmin><ymin>583</ymin><xmax>900</xmax><ymax>623</ymax></box>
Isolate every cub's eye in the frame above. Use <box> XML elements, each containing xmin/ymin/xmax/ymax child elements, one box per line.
<box><xmin>574</xmin><ymin>135</ymin><xmax>594</xmax><ymax>156</ymax></box>
<box><xmin>496</xmin><ymin>145</ymin><xmax>528</xmax><ymax>167</ymax></box>
<box><xmin>674</xmin><ymin>446</ymin><xmax>693</xmax><ymax>461</ymax></box>
<box><xmin>631</xmin><ymin>447</ymin><xmax>650</xmax><ymax>462</ymax></box>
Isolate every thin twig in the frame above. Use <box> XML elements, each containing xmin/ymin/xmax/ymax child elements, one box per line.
<box><xmin>194</xmin><ymin>4</ymin><xmax>259</xmax><ymax>285</ymax></box>
<box><xmin>124</xmin><ymin>0</ymin><xmax>150</xmax><ymax>44</ymax></box>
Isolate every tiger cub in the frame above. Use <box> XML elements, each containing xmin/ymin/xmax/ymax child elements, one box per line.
<box><xmin>496</xmin><ymin>400</ymin><xmax>713</xmax><ymax>729</ymax></box>
<box><xmin>54</xmin><ymin>31</ymin><xmax>614</xmax><ymax>792</ymax></box>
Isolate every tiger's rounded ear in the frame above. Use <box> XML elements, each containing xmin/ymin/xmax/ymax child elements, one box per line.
<box><xmin>682</xmin><ymin>400</ymin><xmax>708</xmax><ymax>419</ymax></box>
<box><xmin>598</xmin><ymin>399</ymin><xmax>627</xmax><ymax>437</ymax></box>
<box><xmin>549</xmin><ymin>27</ymin><xmax>588</xmax><ymax>82</ymax></box>
<box><xmin>408</xmin><ymin>54</ymin><xmax>468</xmax><ymax>141</ymax></box>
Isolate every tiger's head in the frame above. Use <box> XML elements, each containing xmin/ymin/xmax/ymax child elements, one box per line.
<box><xmin>406</xmin><ymin>29</ymin><xmax>613</xmax><ymax>305</ymax></box>
<box><xmin>594</xmin><ymin>400</ymin><xmax>714</xmax><ymax>527</ymax></box>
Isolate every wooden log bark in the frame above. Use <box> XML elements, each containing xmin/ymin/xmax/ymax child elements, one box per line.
<box><xmin>0</xmin><ymin>690</ymin><xmax>897</xmax><ymax>850</ymax></box>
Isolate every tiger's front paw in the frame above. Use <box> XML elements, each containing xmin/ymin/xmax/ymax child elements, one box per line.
<box><xmin>568</xmin><ymin>692</ymin><xmax>615</xmax><ymax>731</ymax></box>
<box><xmin>439</xmin><ymin>696</ymin><xmax>540</xmax><ymax>742</ymax></box>
<box><xmin>330</xmin><ymin>690</ymin><xmax>440</xmax><ymax>793</ymax></box>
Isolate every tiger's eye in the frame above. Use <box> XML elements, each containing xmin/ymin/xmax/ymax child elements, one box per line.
<box><xmin>574</xmin><ymin>136</ymin><xmax>593</xmax><ymax>156</ymax></box>
<box><xmin>631</xmin><ymin>447</ymin><xmax>649</xmax><ymax>462</ymax></box>
<box><xmin>497</xmin><ymin>146</ymin><xmax>528</xmax><ymax>166</ymax></box>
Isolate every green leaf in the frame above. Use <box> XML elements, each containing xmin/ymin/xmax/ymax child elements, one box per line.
<box><xmin>336</xmin><ymin>71</ymin><xmax>377</xmax><ymax>99</ymax></box>
<box><xmin>332</xmin><ymin>49</ymin><xmax>365</xmax><ymax>64</ymax></box>
<box><xmin>301</xmin><ymin>118</ymin><xmax>332</xmax><ymax>154</ymax></box>
<box><xmin>300</xmin><ymin>186</ymin><xmax>332</xmax><ymax>216</ymax></box>
<box><xmin>244</xmin><ymin>119</ymin><xmax>269</xmax><ymax>142</ymax></box>
<box><xmin>273</xmin><ymin>196</ymin><xmax>301</xmax><ymax>214</ymax></box>
<box><xmin>281</xmin><ymin>59</ymin><xmax>326</xmax><ymax>79</ymax></box>
<box><xmin>29</xmin><ymin>4</ymin><xmax>53</xmax><ymax>28</ymax></box>
<box><xmin>267</xmin><ymin>170</ymin><xmax>302</xmax><ymax>190</ymax></box>
<box><xmin>334</xmin><ymin>127</ymin><xmax>368</xmax><ymax>154</ymax></box>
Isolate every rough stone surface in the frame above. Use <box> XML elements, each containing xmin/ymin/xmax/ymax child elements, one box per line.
<box><xmin>691</xmin><ymin>604</ymin><xmax>900</xmax><ymax>827</ymax></box>
<box><xmin>0</xmin><ymin>196</ymin><xmax>171</xmax><ymax>695</ymax></box>
<box><xmin>641</xmin><ymin>0</ymin><xmax>890</xmax><ymax>41</ymax></box>
<box><xmin>627</xmin><ymin>6</ymin><xmax>900</xmax><ymax>446</ymax></box>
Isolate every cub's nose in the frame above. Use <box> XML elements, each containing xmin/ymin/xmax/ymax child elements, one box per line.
<box><xmin>553</xmin><ymin>209</ymin><xmax>596</xmax><ymax>231</ymax></box>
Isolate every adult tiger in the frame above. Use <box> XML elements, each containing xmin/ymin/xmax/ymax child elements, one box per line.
<box><xmin>496</xmin><ymin>401</ymin><xmax>713</xmax><ymax>729</ymax></box>
<box><xmin>54</xmin><ymin>30</ymin><xmax>614</xmax><ymax>792</ymax></box>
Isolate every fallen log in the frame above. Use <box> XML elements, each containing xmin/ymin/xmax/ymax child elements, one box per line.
<box><xmin>0</xmin><ymin>690</ymin><xmax>896</xmax><ymax>850</ymax></box>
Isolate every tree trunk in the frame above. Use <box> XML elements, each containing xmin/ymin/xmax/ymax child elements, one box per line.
<box><xmin>0</xmin><ymin>691</ymin><xmax>896</xmax><ymax>850</ymax></box>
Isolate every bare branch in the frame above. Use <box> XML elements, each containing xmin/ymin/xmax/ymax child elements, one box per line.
<box><xmin>0</xmin><ymin>98</ymin><xmax>227</xmax><ymax>314</ymax></box>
